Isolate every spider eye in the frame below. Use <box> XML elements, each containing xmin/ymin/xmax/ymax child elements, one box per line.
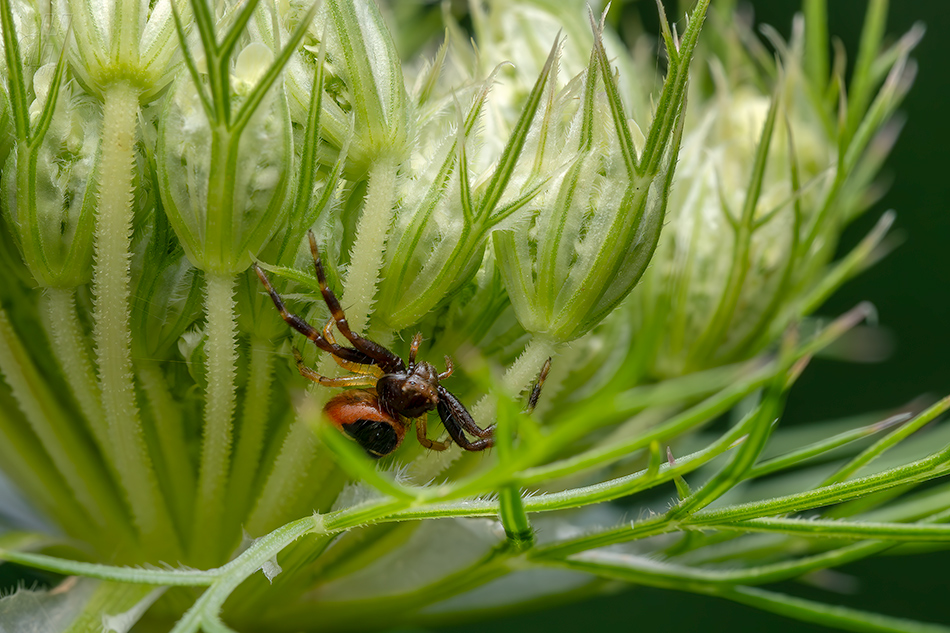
<box><xmin>341</xmin><ymin>419</ymin><xmax>400</xmax><ymax>459</ymax></box>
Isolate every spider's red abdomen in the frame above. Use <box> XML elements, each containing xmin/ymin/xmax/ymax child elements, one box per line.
<box><xmin>324</xmin><ymin>391</ymin><xmax>406</xmax><ymax>458</ymax></box>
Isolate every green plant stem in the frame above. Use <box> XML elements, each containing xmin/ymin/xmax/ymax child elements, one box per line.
<box><xmin>225</xmin><ymin>338</ymin><xmax>276</xmax><ymax>534</ymax></box>
<box><xmin>192</xmin><ymin>272</ymin><xmax>239</xmax><ymax>564</ymax></box>
<box><xmin>821</xmin><ymin>395</ymin><xmax>950</xmax><ymax>487</ymax></box>
<box><xmin>341</xmin><ymin>156</ymin><xmax>398</xmax><ymax>332</ymax></box>
<box><xmin>92</xmin><ymin>81</ymin><xmax>178</xmax><ymax>558</ymax></box>
<box><xmin>472</xmin><ymin>336</ymin><xmax>559</xmax><ymax>425</ymax></box>
<box><xmin>542</xmin><ymin>555</ymin><xmax>950</xmax><ymax>633</ymax></box>
<box><xmin>42</xmin><ymin>288</ymin><xmax>108</xmax><ymax>455</ymax></box>
<box><xmin>138</xmin><ymin>359</ymin><xmax>196</xmax><ymax>534</ymax></box>
<box><xmin>170</xmin><ymin>516</ymin><xmax>320</xmax><ymax>633</ymax></box>
<box><xmin>723</xmin><ymin>585</ymin><xmax>950</xmax><ymax>633</ymax></box>
<box><xmin>704</xmin><ymin>517</ymin><xmax>950</xmax><ymax>542</ymax></box>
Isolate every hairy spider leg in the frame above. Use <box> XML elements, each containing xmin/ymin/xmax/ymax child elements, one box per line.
<box><xmin>438</xmin><ymin>356</ymin><xmax>454</xmax><ymax>381</ymax></box>
<box><xmin>322</xmin><ymin>318</ymin><xmax>383</xmax><ymax>378</ymax></box>
<box><xmin>408</xmin><ymin>333</ymin><xmax>423</xmax><ymax>366</ymax></box>
<box><xmin>414</xmin><ymin>414</ymin><xmax>451</xmax><ymax>451</ymax></box>
<box><xmin>253</xmin><ymin>263</ymin><xmax>374</xmax><ymax>366</ymax></box>
<box><xmin>307</xmin><ymin>231</ymin><xmax>404</xmax><ymax>373</ymax></box>
<box><xmin>434</xmin><ymin>358</ymin><xmax>553</xmax><ymax>451</ymax></box>
<box><xmin>292</xmin><ymin>349</ymin><xmax>378</xmax><ymax>388</ymax></box>
<box><xmin>436</xmin><ymin>387</ymin><xmax>494</xmax><ymax>450</ymax></box>
<box><xmin>525</xmin><ymin>357</ymin><xmax>552</xmax><ymax>414</ymax></box>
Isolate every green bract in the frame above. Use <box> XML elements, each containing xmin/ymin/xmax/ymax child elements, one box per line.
<box><xmin>0</xmin><ymin>1</ymin><xmax>945</xmax><ymax>632</ymax></box>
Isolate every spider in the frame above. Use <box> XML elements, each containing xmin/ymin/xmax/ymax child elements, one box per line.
<box><xmin>254</xmin><ymin>231</ymin><xmax>550</xmax><ymax>459</ymax></box>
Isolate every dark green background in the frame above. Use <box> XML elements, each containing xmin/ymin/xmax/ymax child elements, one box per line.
<box><xmin>444</xmin><ymin>1</ymin><xmax>950</xmax><ymax>632</ymax></box>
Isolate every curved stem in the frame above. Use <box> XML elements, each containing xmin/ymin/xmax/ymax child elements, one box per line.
<box><xmin>170</xmin><ymin>517</ymin><xmax>320</xmax><ymax>633</ymax></box>
<box><xmin>92</xmin><ymin>81</ymin><xmax>179</xmax><ymax>558</ymax></box>
<box><xmin>191</xmin><ymin>272</ymin><xmax>239</xmax><ymax>565</ymax></box>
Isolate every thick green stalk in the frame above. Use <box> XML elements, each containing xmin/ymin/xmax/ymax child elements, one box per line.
<box><xmin>245</xmin><ymin>343</ymin><xmax>349</xmax><ymax>537</ymax></box>
<box><xmin>191</xmin><ymin>272</ymin><xmax>239</xmax><ymax>564</ymax></box>
<box><xmin>92</xmin><ymin>82</ymin><xmax>178</xmax><ymax>557</ymax></box>
<box><xmin>341</xmin><ymin>156</ymin><xmax>398</xmax><ymax>332</ymax></box>
<box><xmin>0</xmin><ymin>311</ymin><xmax>107</xmax><ymax>542</ymax></box>
<box><xmin>470</xmin><ymin>336</ymin><xmax>560</xmax><ymax>429</ymax></box>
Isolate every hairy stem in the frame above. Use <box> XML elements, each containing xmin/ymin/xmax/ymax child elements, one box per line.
<box><xmin>92</xmin><ymin>82</ymin><xmax>178</xmax><ymax>557</ymax></box>
<box><xmin>0</xmin><ymin>307</ymin><xmax>128</xmax><ymax>544</ymax></box>
<box><xmin>341</xmin><ymin>156</ymin><xmax>398</xmax><ymax>332</ymax></box>
<box><xmin>191</xmin><ymin>272</ymin><xmax>239</xmax><ymax>564</ymax></box>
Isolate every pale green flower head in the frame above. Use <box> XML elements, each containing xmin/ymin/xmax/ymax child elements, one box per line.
<box><xmin>1</xmin><ymin>68</ymin><xmax>101</xmax><ymax>287</ymax></box>
<box><xmin>59</xmin><ymin>0</ymin><xmax>184</xmax><ymax>99</ymax></box>
<box><xmin>625</xmin><ymin>10</ymin><xmax>921</xmax><ymax>379</ymax></box>
<box><xmin>0</xmin><ymin>1</ymin><xmax>100</xmax><ymax>288</ymax></box>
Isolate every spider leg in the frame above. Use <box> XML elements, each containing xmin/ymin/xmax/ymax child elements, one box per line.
<box><xmin>254</xmin><ymin>264</ymin><xmax>375</xmax><ymax>366</ymax></box>
<box><xmin>524</xmin><ymin>357</ymin><xmax>552</xmax><ymax>414</ymax></box>
<box><xmin>292</xmin><ymin>349</ymin><xmax>377</xmax><ymax>388</ymax></box>
<box><xmin>322</xmin><ymin>318</ymin><xmax>383</xmax><ymax>378</ymax></box>
<box><xmin>437</xmin><ymin>386</ymin><xmax>495</xmax><ymax>446</ymax></box>
<box><xmin>414</xmin><ymin>415</ymin><xmax>451</xmax><ymax>451</ymax></box>
<box><xmin>308</xmin><ymin>231</ymin><xmax>405</xmax><ymax>372</ymax></box>
<box><xmin>435</xmin><ymin>358</ymin><xmax>552</xmax><ymax>451</ymax></box>
<box><xmin>438</xmin><ymin>356</ymin><xmax>454</xmax><ymax>381</ymax></box>
<box><xmin>408</xmin><ymin>333</ymin><xmax>423</xmax><ymax>366</ymax></box>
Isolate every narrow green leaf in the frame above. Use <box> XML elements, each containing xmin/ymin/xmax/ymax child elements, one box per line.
<box><xmin>748</xmin><ymin>410</ymin><xmax>910</xmax><ymax>478</ymax></box>
<box><xmin>315</xmin><ymin>414</ymin><xmax>419</xmax><ymax>502</ymax></box>
<box><xmin>27</xmin><ymin>40</ymin><xmax>68</xmax><ymax>149</ymax></box>
<box><xmin>217</xmin><ymin>0</ymin><xmax>265</xmax><ymax>61</ymax></box>
<box><xmin>0</xmin><ymin>0</ymin><xmax>29</xmax><ymax>139</ymax></box>
<box><xmin>477</xmin><ymin>36</ymin><xmax>559</xmax><ymax>219</ymax></box>
<box><xmin>803</xmin><ymin>0</ymin><xmax>829</xmax><ymax>90</ymax></box>
<box><xmin>821</xmin><ymin>396</ymin><xmax>950</xmax><ymax>486</ymax></box>
<box><xmin>233</xmin><ymin>0</ymin><xmax>319</xmax><ymax>134</ymax></box>
<box><xmin>707</xmin><ymin>517</ymin><xmax>950</xmax><ymax>542</ymax></box>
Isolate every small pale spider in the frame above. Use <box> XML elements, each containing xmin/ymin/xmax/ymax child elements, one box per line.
<box><xmin>254</xmin><ymin>232</ymin><xmax>550</xmax><ymax>458</ymax></box>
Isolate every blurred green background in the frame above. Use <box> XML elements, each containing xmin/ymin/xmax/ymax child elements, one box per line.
<box><xmin>443</xmin><ymin>1</ymin><xmax>950</xmax><ymax>631</ymax></box>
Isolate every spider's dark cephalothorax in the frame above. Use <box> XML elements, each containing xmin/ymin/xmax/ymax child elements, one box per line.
<box><xmin>254</xmin><ymin>232</ymin><xmax>550</xmax><ymax>459</ymax></box>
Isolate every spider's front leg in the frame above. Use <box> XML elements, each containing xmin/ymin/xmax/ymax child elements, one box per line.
<box><xmin>437</xmin><ymin>387</ymin><xmax>495</xmax><ymax>451</ymax></box>
<box><xmin>435</xmin><ymin>358</ymin><xmax>553</xmax><ymax>452</ymax></box>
